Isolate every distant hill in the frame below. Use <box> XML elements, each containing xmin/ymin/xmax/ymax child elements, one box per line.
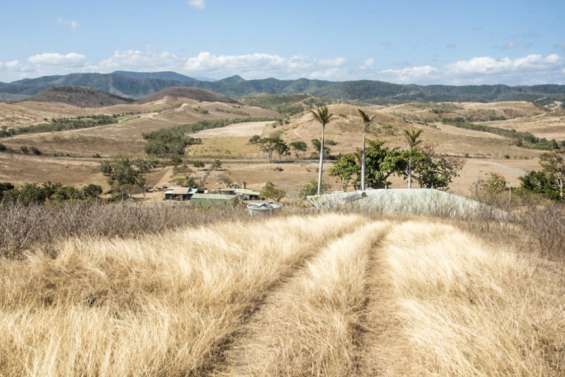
<box><xmin>22</xmin><ymin>86</ymin><xmax>132</xmax><ymax>107</ymax></box>
<box><xmin>1</xmin><ymin>71</ymin><xmax>565</xmax><ymax>103</ymax></box>
<box><xmin>138</xmin><ymin>86</ymin><xmax>238</xmax><ymax>104</ymax></box>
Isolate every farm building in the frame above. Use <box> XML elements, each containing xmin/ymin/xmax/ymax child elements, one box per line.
<box><xmin>164</xmin><ymin>187</ymin><xmax>196</xmax><ymax>201</ymax></box>
<box><xmin>218</xmin><ymin>188</ymin><xmax>261</xmax><ymax>201</ymax></box>
<box><xmin>190</xmin><ymin>193</ymin><xmax>237</xmax><ymax>207</ymax></box>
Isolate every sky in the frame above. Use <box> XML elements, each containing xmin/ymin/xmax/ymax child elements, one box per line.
<box><xmin>1</xmin><ymin>0</ymin><xmax>564</xmax><ymax>85</ymax></box>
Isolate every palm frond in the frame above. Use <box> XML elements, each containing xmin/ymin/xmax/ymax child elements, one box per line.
<box><xmin>404</xmin><ymin>128</ymin><xmax>424</xmax><ymax>149</ymax></box>
<box><xmin>311</xmin><ymin>105</ymin><xmax>334</xmax><ymax>126</ymax></box>
<box><xmin>357</xmin><ymin>109</ymin><xmax>375</xmax><ymax>124</ymax></box>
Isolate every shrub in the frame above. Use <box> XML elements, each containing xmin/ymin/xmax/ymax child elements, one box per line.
<box><xmin>0</xmin><ymin>143</ymin><xmax>7</xmax><ymax>152</ymax></box>
<box><xmin>300</xmin><ymin>180</ymin><xmax>328</xmax><ymax>198</ymax></box>
<box><xmin>260</xmin><ymin>182</ymin><xmax>286</xmax><ymax>201</ymax></box>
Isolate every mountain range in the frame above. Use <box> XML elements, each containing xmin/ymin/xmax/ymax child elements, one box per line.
<box><xmin>1</xmin><ymin>71</ymin><xmax>565</xmax><ymax>103</ymax></box>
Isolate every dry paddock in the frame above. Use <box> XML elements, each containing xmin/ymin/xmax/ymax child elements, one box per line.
<box><xmin>0</xmin><ymin>213</ymin><xmax>564</xmax><ymax>377</ymax></box>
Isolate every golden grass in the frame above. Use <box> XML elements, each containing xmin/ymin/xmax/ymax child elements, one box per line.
<box><xmin>215</xmin><ymin>222</ymin><xmax>390</xmax><ymax>377</ymax></box>
<box><xmin>0</xmin><ymin>214</ymin><xmax>563</xmax><ymax>377</ymax></box>
<box><xmin>0</xmin><ymin>214</ymin><xmax>364</xmax><ymax>377</ymax></box>
<box><xmin>379</xmin><ymin>222</ymin><xmax>565</xmax><ymax>377</ymax></box>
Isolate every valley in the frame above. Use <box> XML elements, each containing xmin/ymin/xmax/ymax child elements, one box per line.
<box><xmin>0</xmin><ymin>84</ymin><xmax>563</xmax><ymax>198</ymax></box>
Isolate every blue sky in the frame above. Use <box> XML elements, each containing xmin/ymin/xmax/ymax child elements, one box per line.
<box><xmin>1</xmin><ymin>0</ymin><xmax>564</xmax><ymax>84</ymax></box>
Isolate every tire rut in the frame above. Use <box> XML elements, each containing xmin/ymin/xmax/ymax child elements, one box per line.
<box><xmin>354</xmin><ymin>223</ymin><xmax>413</xmax><ymax>377</ymax></box>
<box><xmin>187</xmin><ymin>219</ymin><xmax>367</xmax><ymax>377</ymax></box>
<box><xmin>211</xmin><ymin>222</ymin><xmax>391</xmax><ymax>377</ymax></box>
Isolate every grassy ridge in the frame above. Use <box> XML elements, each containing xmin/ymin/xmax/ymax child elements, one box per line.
<box><xmin>443</xmin><ymin>117</ymin><xmax>563</xmax><ymax>150</ymax></box>
<box><xmin>0</xmin><ymin>115</ymin><xmax>120</xmax><ymax>138</ymax></box>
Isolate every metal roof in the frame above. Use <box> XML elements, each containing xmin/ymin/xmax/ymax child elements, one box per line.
<box><xmin>191</xmin><ymin>193</ymin><xmax>237</xmax><ymax>200</ymax></box>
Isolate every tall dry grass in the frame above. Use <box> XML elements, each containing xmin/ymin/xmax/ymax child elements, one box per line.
<box><xmin>0</xmin><ymin>214</ymin><xmax>364</xmax><ymax>377</ymax></box>
<box><xmin>215</xmin><ymin>222</ymin><xmax>390</xmax><ymax>377</ymax></box>
<box><xmin>377</xmin><ymin>221</ymin><xmax>565</xmax><ymax>377</ymax></box>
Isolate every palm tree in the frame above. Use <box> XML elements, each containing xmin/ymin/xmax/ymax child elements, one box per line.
<box><xmin>311</xmin><ymin>106</ymin><xmax>334</xmax><ymax>195</ymax></box>
<box><xmin>403</xmin><ymin>128</ymin><xmax>423</xmax><ymax>189</ymax></box>
<box><xmin>357</xmin><ymin>109</ymin><xmax>375</xmax><ymax>192</ymax></box>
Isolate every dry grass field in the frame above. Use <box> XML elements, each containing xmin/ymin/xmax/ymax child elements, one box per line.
<box><xmin>0</xmin><ymin>212</ymin><xmax>563</xmax><ymax>377</ymax></box>
<box><xmin>0</xmin><ymin>97</ymin><xmax>563</xmax><ymax>197</ymax></box>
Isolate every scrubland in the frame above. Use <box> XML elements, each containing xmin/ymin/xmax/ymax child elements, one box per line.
<box><xmin>0</xmin><ymin>204</ymin><xmax>563</xmax><ymax>377</ymax></box>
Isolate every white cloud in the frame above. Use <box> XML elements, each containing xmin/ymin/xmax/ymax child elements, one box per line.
<box><xmin>184</xmin><ymin>52</ymin><xmax>346</xmax><ymax>79</ymax></box>
<box><xmin>381</xmin><ymin>65</ymin><xmax>437</xmax><ymax>82</ymax></box>
<box><xmin>1</xmin><ymin>49</ymin><xmax>564</xmax><ymax>85</ymax></box>
<box><xmin>96</xmin><ymin>50</ymin><xmax>182</xmax><ymax>71</ymax></box>
<box><xmin>360</xmin><ymin>58</ymin><xmax>375</xmax><ymax>70</ymax></box>
<box><xmin>448</xmin><ymin>54</ymin><xmax>560</xmax><ymax>75</ymax></box>
<box><xmin>57</xmin><ymin>17</ymin><xmax>80</xmax><ymax>31</ymax></box>
<box><xmin>188</xmin><ymin>0</ymin><xmax>205</xmax><ymax>10</ymax></box>
<box><xmin>0</xmin><ymin>60</ymin><xmax>20</xmax><ymax>70</ymax></box>
<box><xmin>28</xmin><ymin>52</ymin><xmax>86</xmax><ymax>66</ymax></box>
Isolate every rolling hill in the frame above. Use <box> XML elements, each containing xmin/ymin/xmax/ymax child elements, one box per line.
<box><xmin>2</xmin><ymin>71</ymin><xmax>565</xmax><ymax>103</ymax></box>
<box><xmin>138</xmin><ymin>86</ymin><xmax>238</xmax><ymax>104</ymax></box>
<box><xmin>22</xmin><ymin>87</ymin><xmax>132</xmax><ymax>107</ymax></box>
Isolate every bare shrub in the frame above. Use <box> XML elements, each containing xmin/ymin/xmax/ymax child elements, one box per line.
<box><xmin>0</xmin><ymin>202</ymin><xmax>248</xmax><ymax>258</ymax></box>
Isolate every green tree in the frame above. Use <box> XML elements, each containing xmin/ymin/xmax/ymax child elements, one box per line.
<box><xmin>311</xmin><ymin>139</ymin><xmax>336</xmax><ymax>158</ymax></box>
<box><xmin>403</xmin><ymin>128</ymin><xmax>424</xmax><ymax>188</ymax></box>
<box><xmin>258</xmin><ymin>137</ymin><xmax>279</xmax><ymax>161</ymax></box>
<box><xmin>329</xmin><ymin>154</ymin><xmax>358</xmax><ymax>190</ymax></box>
<box><xmin>330</xmin><ymin>141</ymin><xmax>404</xmax><ymax>189</ymax></box>
<box><xmin>539</xmin><ymin>151</ymin><xmax>564</xmax><ymax>200</ymax></box>
<box><xmin>273</xmin><ymin>138</ymin><xmax>290</xmax><ymax>160</ymax></box>
<box><xmin>289</xmin><ymin>141</ymin><xmax>308</xmax><ymax>159</ymax></box>
<box><xmin>408</xmin><ymin>147</ymin><xmax>462</xmax><ymax>190</ymax></box>
<box><xmin>311</xmin><ymin>106</ymin><xmax>334</xmax><ymax>195</ymax></box>
<box><xmin>101</xmin><ymin>159</ymin><xmax>147</xmax><ymax>200</ymax></box>
<box><xmin>520</xmin><ymin>151</ymin><xmax>565</xmax><ymax>201</ymax></box>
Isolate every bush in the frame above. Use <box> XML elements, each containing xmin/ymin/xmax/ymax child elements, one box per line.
<box><xmin>260</xmin><ymin>182</ymin><xmax>286</xmax><ymax>201</ymax></box>
<box><xmin>300</xmin><ymin>180</ymin><xmax>328</xmax><ymax>198</ymax></box>
<box><xmin>0</xmin><ymin>203</ymin><xmax>248</xmax><ymax>258</ymax></box>
<box><xmin>0</xmin><ymin>143</ymin><xmax>7</xmax><ymax>152</ymax></box>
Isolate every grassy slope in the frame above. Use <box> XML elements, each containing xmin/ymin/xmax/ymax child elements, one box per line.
<box><xmin>0</xmin><ymin>214</ymin><xmax>563</xmax><ymax>376</ymax></box>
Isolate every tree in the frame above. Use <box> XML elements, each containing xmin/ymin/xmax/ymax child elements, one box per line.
<box><xmin>358</xmin><ymin>109</ymin><xmax>375</xmax><ymax>191</ymax></box>
<box><xmin>311</xmin><ymin>106</ymin><xmax>334</xmax><ymax>195</ymax></box>
<box><xmin>520</xmin><ymin>151</ymin><xmax>565</xmax><ymax>201</ymax></box>
<box><xmin>249</xmin><ymin>135</ymin><xmax>262</xmax><ymax>144</ymax></box>
<box><xmin>539</xmin><ymin>151</ymin><xmax>564</xmax><ymax>200</ymax></box>
<box><xmin>311</xmin><ymin>139</ymin><xmax>337</xmax><ymax>159</ymax></box>
<box><xmin>82</xmin><ymin>184</ymin><xmax>103</xmax><ymax>199</ymax></box>
<box><xmin>101</xmin><ymin>159</ymin><xmax>147</xmax><ymax>200</ymax></box>
<box><xmin>330</xmin><ymin>153</ymin><xmax>358</xmax><ymax>190</ymax></box>
<box><xmin>408</xmin><ymin>147</ymin><xmax>462</xmax><ymax>190</ymax></box>
<box><xmin>260</xmin><ymin>182</ymin><xmax>286</xmax><ymax>201</ymax></box>
<box><xmin>289</xmin><ymin>141</ymin><xmax>308</xmax><ymax>159</ymax></box>
<box><xmin>258</xmin><ymin>137</ymin><xmax>279</xmax><ymax>161</ymax></box>
<box><xmin>403</xmin><ymin>128</ymin><xmax>423</xmax><ymax>188</ymax></box>
<box><xmin>0</xmin><ymin>182</ymin><xmax>14</xmax><ymax>202</ymax></box>
<box><xmin>330</xmin><ymin>141</ymin><xmax>404</xmax><ymax>189</ymax></box>
<box><xmin>273</xmin><ymin>138</ymin><xmax>290</xmax><ymax>160</ymax></box>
